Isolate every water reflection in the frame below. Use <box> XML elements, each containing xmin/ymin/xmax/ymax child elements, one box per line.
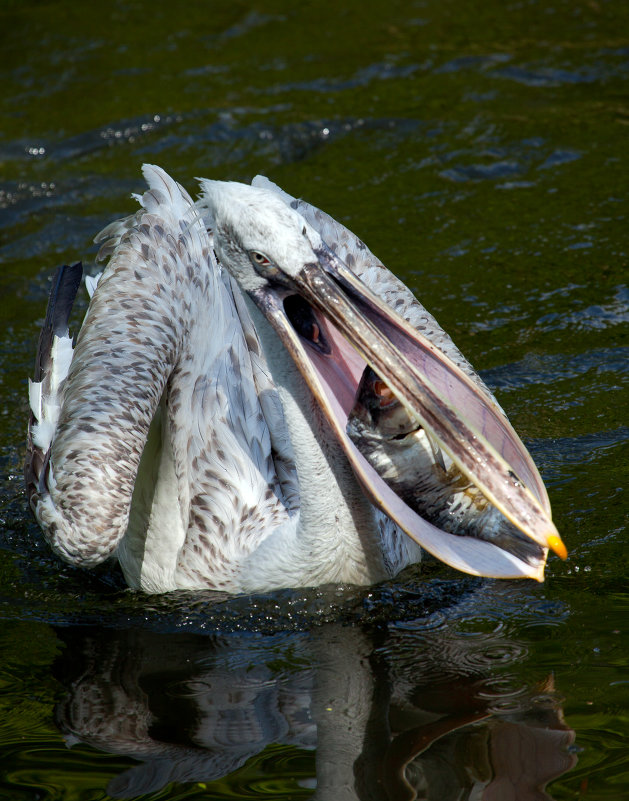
<box><xmin>53</xmin><ymin>618</ymin><xmax>576</xmax><ymax>799</ymax></box>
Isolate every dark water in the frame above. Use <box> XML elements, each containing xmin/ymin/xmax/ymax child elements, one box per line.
<box><xmin>1</xmin><ymin>1</ymin><xmax>628</xmax><ymax>798</ymax></box>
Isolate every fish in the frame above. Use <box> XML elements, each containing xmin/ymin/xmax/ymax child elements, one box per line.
<box><xmin>346</xmin><ymin>366</ymin><xmax>545</xmax><ymax>567</ymax></box>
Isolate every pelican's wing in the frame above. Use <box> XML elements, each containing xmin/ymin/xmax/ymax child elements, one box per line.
<box><xmin>27</xmin><ymin>166</ymin><xmax>295</xmax><ymax>591</ymax></box>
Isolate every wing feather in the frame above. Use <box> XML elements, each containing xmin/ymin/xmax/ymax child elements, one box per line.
<box><xmin>28</xmin><ymin>166</ymin><xmax>294</xmax><ymax>586</ymax></box>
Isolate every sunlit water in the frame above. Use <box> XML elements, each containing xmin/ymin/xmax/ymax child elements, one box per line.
<box><xmin>1</xmin><ymin>1</ymin><xmax>628</xmax><ymax>798</ymax></box>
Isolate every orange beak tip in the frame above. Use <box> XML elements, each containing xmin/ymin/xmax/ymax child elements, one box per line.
<box><xmin>548</xmin><ymin>534</ymin><xmax>568</xmax><ymax>561</ymax></box>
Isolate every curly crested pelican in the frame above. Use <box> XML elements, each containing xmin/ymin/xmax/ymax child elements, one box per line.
<box><xmin>25</xmin><ymin>166</ymin><xmax>565</xmax><ymax>593</ymax></box>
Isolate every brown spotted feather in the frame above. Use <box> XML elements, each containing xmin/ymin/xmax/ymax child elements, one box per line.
<box><xmin>29</xmin><ymin>166</ymin><xmax>296</xmax><ymax>591</ymax></box>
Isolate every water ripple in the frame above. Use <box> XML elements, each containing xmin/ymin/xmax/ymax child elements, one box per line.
<box><xmin>482</xmin><ymin>346</ymin><xmax>629</xmax><ymax>391</ymax></box>
<box><xmin>494</xmin><ymin>64</ymin><xmax>599</xmax><ymax>87</ymax></box>
<box><xmin>535</xmin><ymin>284</ymin><xmax>629</xmax><ymax>332</ymax></box>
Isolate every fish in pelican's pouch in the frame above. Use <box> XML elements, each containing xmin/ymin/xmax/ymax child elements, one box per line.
<box><xmin>347</xmin><ymin>366</ymin><xmax>546</xmax><ymax>568</ymax></box>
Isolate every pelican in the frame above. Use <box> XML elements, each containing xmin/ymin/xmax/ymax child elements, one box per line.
<box><xmin>25</xmin><ymin>165</ymin><xmax>566</xmax><ymax>593</ymax></box>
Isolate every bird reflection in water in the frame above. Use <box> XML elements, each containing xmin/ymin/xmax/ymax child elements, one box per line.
<box><xmin>52</xmin><ymin>606</ymin><xmax>576</xmax><ymax>800</ymax></box>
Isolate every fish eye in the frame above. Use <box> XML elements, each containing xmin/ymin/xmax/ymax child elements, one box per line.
<box><xmin>374</xmin><ymin>378</ymin><xmax>394</xmax><ymax>402</ymax></box>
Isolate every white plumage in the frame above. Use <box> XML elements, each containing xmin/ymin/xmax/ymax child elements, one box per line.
<box><xmin>25</xmin><ymin>165</ymin><xmax>564</xmax><ymax>593</ymax></box>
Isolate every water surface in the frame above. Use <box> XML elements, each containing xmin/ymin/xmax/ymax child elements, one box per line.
<box><xmin>1</xmin><ymin>1</ymin><xmax>628</xmax><ymax>798</ymax></box>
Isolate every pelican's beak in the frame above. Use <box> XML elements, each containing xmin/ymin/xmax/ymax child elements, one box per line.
<box><xmin>249</xmin><ymin>245</ymin><xmax>565</xmax><ymax>582</ymax></box>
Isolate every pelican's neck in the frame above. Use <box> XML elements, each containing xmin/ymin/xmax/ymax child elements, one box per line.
<box><xmin>240</xmin><ymin>295</ymin><xmax>389</xmax><ymax>589</ymax></box>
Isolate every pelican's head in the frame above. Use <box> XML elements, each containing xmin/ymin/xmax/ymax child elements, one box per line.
<box><xmin>199</xmin><ymin>180</ymin><xmax>324</xmax><ymax>294</ymax></box>
<box><xmin>198</xmin><ymin>178</ymin><xmax>566</xmax><ymax>582</ymax></box>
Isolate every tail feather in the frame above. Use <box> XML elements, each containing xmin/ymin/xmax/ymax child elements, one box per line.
<box><xmin>25</xmin><ymin>263</ymin><xmax>83</xmax><ymax>507</ymax></box>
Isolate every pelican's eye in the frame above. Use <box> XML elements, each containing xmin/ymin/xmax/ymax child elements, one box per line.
<box><xmin>251</xmin><ymin>251</ymin><xmax>272</xmax><ymax>267</ymax></box>
<box><xmin>249</xmin><ymin>250</ymin><xmax>278</xmax><ymax>276</ymax></box>
<box><xmin>248</xmin><ymin>250</ymin><xmax>293</xmax><ymax>288</ymax></box>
